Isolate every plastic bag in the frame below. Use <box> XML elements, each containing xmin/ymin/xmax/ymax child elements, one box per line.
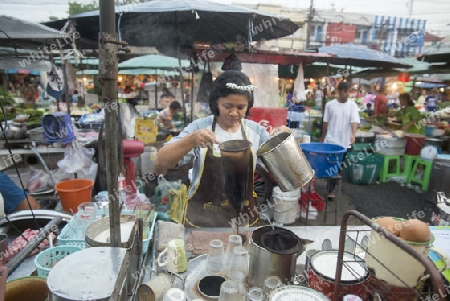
<box><xmin>421</xmin><ymin>145</ymin><xmax>438</xmax><ymax>161</ymax></box>
<box><xmin>57</xmin><ymin>140</ymin><xmax>98</xmax><ymax>180</ymax></box>
<box><xmin>27</xmin><ymin>167</ymin><xmax>73</xmax><ymax>192</ymax></box>
<box><xmin>27</xmin><ymin>168</ymin><xmax>51</xmax><ymax>193</ymax></box>
<box><xmin>154</xmin><ymin>176</ymin><xmax>181</xmax><ymax>207</ymax></box>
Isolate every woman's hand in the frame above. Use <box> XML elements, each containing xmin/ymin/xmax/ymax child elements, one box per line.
<box><xmin>269</xmin><ymin>125</ymin><xmax>291</xmax><ymax>136</ymax></box>
<box><xmin>190</xmin><ymin>129</ymin><xmax>218</xmax><ymax>148</ymax></box>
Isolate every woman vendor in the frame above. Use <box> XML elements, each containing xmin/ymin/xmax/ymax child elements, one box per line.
<box><xmin>396</xmin><ymin>93</ymin><xmax>425</xmax><ymax>135</ymax></box>
<box><xmin>155</xmin><ymin>70</ymin><xmax>289</xmax><ymax>227</ymax></box>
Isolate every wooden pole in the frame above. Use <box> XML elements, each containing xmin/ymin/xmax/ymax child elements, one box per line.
<box><xmin>99</xmin><ymin>0</ymin><xmax>121</xmax><ymax>246</ymax></box>
<box><xmin>176</xmin><ymin>45</ymin><xmax>187</xmax><ymax>126</ymax></box>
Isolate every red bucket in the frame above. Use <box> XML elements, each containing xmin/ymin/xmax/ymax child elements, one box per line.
<box><xmin>247</xmin><ymin>107</ymin><xmax>288</xmax><ymax>133</ymax></box>
<box><xmin>405</xmin><ymin>134</ymin><xmax>425</xmax><ymax>156</ymax></box>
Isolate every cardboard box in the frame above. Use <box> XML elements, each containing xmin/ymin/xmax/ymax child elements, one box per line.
<box><xmin>135</xmin><ymin>118</ymin><xmax>158</xmax><ymax>144</ymax></box>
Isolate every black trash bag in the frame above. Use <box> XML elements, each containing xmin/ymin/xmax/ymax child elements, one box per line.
<box><xmin>221</xmin><ymin>53</ymin><xmax>242</xmax><ymax>71</ymax></box>
<box><xmin>196</xmin><ymin>61</ymin><xmax>213</xmax><ymax>103</ymax></box>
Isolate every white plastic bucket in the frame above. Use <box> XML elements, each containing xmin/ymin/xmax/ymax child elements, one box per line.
<box><xmin>272</xmin><ymin>186</ymin><xmax>300</xmax><ymax>202</ymax></box>
<box><xmin>272</xmin><ymin>186</ymin><xmax>300</xmax><ymax>212</ymax></box>
<box><xmin>273</xmin><ymin>208</ymin><xmax>297</xmax><ymax>224</ymax></box>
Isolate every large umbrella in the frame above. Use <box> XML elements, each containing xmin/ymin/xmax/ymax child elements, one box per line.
<box><xmin>44</xmin><ymin>0</ymin><xmax>299</xmax><ymax>53</ymax></box>
<box><xmin>118</xmin><ymin>54</ymin><xmax>189</xmax><ymax>70</ymax></box>
<box><xmin>352</xmin><ymin>57</ymin><xmax>449</xmax><ymax>79</ymax></box>
<box><xmin>318</xmin><ymin>44</ymin><xmax>412</xmax><ymax>69</ymax></box>
<box><xmin>0</xmin><ymin>15</ymin><xmax>65</xmax><ymax>49</ymax></box>
<box><xmin>418</xmin><ymin>47</ymin><xmax>450</xmax><ymax>63</ymax></box>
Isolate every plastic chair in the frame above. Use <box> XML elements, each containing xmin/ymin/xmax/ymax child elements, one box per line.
<box><xmin>403</xmin><ymin>155</ymin><xmax>420</xmax><ymax>179</ymax></box>
<box><xmin>407</xmin><ymin>159</ymin><xmax>433</xmax><ymax>192</ymax></box>
<box><xmin>378</xmin><ymin>154</ymin><xmax>402</xmax><ymax>183</ymax></box>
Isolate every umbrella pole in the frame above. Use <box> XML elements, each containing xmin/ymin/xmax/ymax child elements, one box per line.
<box><xmin>177</xmin><ymin>50</ymin><xmax>187</xmax><ymax>126</ymax></box>
<box><xmin>190</xmin><ymin>69</ymin><xmax>194</xmax><ymax>125</ymax></box>
<box><xmin>99</xmin><ymin>0</ymin><xmax>121</xmax><ymax>247</ymax></box>
<box><xmin>155</xmin><ymin>71</ymin><xmax>158</xmax><ymax>109</ymax></box>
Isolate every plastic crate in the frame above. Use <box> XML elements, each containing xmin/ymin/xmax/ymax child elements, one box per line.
<box><xmin>300</xmin><ymin>192</ymin><xmax>325</xmax><ymax>211</ymax></box>
<box><xmin>352</xmin><ymin>142</ymin><xmax>374</xmax><ymax>152</ymax></box>
<box><xmin>345</xmin><ymin>151</ymin><xmax>384</xmax><ymax>185</ymax></box>
<box><xmin>34</xmin><ymin>245</ymin><xmax>82</xmax><ymax>278</ymax></box>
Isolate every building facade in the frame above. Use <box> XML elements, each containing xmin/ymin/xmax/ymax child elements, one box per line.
<box><xmin>237</xmin><ymin>4</ymin><xmax>431</xmax><ymax>58</ymax></box>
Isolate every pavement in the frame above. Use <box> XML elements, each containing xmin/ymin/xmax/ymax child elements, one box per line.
<box><xmin>261</xmin><ymin>174</ymin><xmax>435</xmax><ymax>227</ymax></box>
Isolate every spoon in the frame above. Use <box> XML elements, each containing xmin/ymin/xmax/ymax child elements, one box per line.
<box><xmin>260</xmin><ymin>212</ymin><xmax>275</xmax><ymax>230</ymax></box>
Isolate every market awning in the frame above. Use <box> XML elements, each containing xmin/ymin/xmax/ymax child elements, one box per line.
<box><xmin>318</xmin><ymin>44</ymin><xmax>412</xmax><ymax>69</ymax></box>
<box><xmin>0</xmin><ymin>15</ymin><xmax>67</xmax><ymax>49</ymax></box>
<box><xmin>118</xmin><ymin>54</ymin><xmax>189</xmax><ymax>70</ymax></box>
<box><xmin>191</xmin><ymin>49</ymin><xmax>335</xmax><ymax>66</ymax></box>
<box><xmin>417</xmin><ymin>47</ymin><xmax>450</xmax><ymax>63</ymax></box>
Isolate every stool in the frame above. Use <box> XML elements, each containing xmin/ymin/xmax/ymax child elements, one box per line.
<box><xmin>378</xmin><ymin>155</ymin><xmax>402</xmax><ymax>183</ymax></box>
<box><xmin>407</xmin><ymin>159</ymin><xmax>433</xmax><ymax>191</ymax></box>
<box><xmin>403</xmin><ymin>155</ymin><xmax>420</xmax><ymax>178</ymax></box>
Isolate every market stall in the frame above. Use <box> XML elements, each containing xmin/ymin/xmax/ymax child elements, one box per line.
<box><xmin>1</xmin><ymin>209</ymin><xmax>449</xmax><ymax>301</ymax></box>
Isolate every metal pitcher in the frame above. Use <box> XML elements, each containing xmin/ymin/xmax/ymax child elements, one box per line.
<box><xmin>257</xmin><ymin>132</ymin><xmax>314</xmax><ymax>192</ymax></box>
<box><xmin>248</xmin><ymin>226</ymin><xmax>304</xmax><ymax>288</ymax></box>
<box><xmin>219</xmin><ymin>140</ymin><xmax>252</xmax><ymax>212</ymax></box>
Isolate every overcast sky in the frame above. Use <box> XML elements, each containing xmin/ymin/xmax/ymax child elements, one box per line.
<box><xmin>1</xmin><ymin>0</ymin><xmax>449</xmax><ymax>36</ymax></box>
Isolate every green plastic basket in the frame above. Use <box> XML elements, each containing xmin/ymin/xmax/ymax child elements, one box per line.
<box><xmin>345</xmin><ymin>151</ymin><xmax>384</xmax><ymax>185</ymax></box>
<box><xmin>34</xmin><ymin>245</ymin><xmax>82</xmax><ymax>278</ymax></box>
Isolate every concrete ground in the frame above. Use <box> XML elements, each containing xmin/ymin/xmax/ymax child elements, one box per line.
<box><xmin>259</xmin><ymin>174</ymin><xmax>434</xmax><ymax>227</ymax></box>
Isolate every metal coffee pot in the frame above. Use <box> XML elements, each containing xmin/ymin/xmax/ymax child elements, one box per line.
<box><xmin>248</xmin><ymin>226</ymin><xmax>304</xmax><ymax>288</ymax></box>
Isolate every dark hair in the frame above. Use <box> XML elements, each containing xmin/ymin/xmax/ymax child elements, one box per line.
<box><xmin>337</xmin><ymin>81</ymin><xmax>349</xmax><ymax>91</ymax></box>
<box><xmin>169</xmin><ymin>100</ymin><xmax>182</xmax><ymax>111</ymax></box>
<box><xmin>366</xmin><ymin>103</ymin><xmax>372</xmax><ymax>108</ymax></box>
<box><xmin>208</xmin><ymin>70</ymin><xmax>254</xmax><ymax>116</ymax></box>
<box><xmin>399</xmin><ymin>93</ymin><xmax>414</xmax><ymax>106</ymax></box>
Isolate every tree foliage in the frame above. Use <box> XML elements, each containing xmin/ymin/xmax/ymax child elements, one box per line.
<box><xmin>67</xmin><ymin>1</ymin><xmax>99</xmax><ymax>16</ymax></box>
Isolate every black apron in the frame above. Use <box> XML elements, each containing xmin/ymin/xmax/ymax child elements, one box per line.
<box><xmin>184</xmin><ymin>119</ymin><xmax>258</xmax><ymax>227</ymax></box>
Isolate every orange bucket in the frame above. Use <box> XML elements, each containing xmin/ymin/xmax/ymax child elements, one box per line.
<box><xmin>55</xmin><ymin>179</ymin><xmax>94</xmax><ymax>213</ymax></box>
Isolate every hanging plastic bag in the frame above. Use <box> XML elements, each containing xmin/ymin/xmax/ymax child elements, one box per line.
<box><xmin>46</xmin><ymin>65</ymin><xmax>64</xmax><ymax>99</ymax></box>
<box><xmin>294</xmin><ymin>63</ymin><xmax>306</xmax><ymax>102</ymax></box>
<box><xmin>196</xmin><ymin>61</ymin><xmax>213</xmax><ymax>103</ymax></box>
<box><xmin>167</xmin><ymin>184</ymin><xmax>187</xmax><ymax>224</ymax></box>
<box><xmin>57</xmin><ymin>140</ymin><xmax>98</xmax><ymax>181</ymax></box>
<box><xmin>221</xmin><ymin>53</ymin><xmax>242</xmax><ymax>71</ymax></box>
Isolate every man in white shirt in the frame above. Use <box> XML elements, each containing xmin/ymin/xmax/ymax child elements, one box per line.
<box><xmin>320</xmin><ymin>81</ymin><xmax>360</xmax><ymax>199</ymax></box>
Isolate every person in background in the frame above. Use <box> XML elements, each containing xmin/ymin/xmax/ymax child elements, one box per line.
<box><xmin>416</xmin><ymin>89</ymin><xmax>427</xmax><ymax>106</ymax></box>
<box><xmin>363</xmin><ymin>91</ymin><xmax>374</xmax><ymax>105</ymax></box>
<box><xmin>159</xmin><ymin>100</ymin><xmax>182</xmax><ymax>129</ymax></box>
<box><xmin>159</xmin><ymin>87</ymin><xmax>175</xmax><ymax>108</ymax></box>
<box><xmin>22</xmin><ymin>77</ymin><xmax>37</xmax><ymax>103</ymax></box>
<box><xmin>320</xmin><ymin>81</ymin><xmax>360</xmax><ymax>200</ymax></box>
<box><xmin>373</xmin><ymin>89</ymin><xmax>388</xmax><ymax>115</ymax></box>
<box><xmin>0</xmin><ymin>172</ymin><xmax>40</xmax><ymax>215</ymax></box>
<box><xmin>425</xmin><ymin>89</ymin><xmax>438</xmax><ymax>112</ymax></box>
<box><xmin>396</xmin><ymin>93</ymin><xmax>425</xmax><ymax>135</ymax></box>
<box><xmin>124</xmin><ymin>86</ymin><xmax>133</xmax><ymax>94</ymax></box>
<box><xmin>72</xmin><ymin>90</ymin><xmax>79</xmax><ymax>104</ymax></box>
<box><xmin>160</xmin><ymin>87</ymin><xmax>175</xmax><ymax>99</ymax></box>
<box><xmin>155</xmin><ymin>70</ymin><xmax>290</xmax><ymax>227</ymax></box>
<box><xmin>314</xmin><ymin>85</ymin><xmax>323</xmax><ymax>107</ymax></box>
<box><xmin>365</xmin><ymin>103</ymin><xmax>374</xmax><ymax>117</ymax></box>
